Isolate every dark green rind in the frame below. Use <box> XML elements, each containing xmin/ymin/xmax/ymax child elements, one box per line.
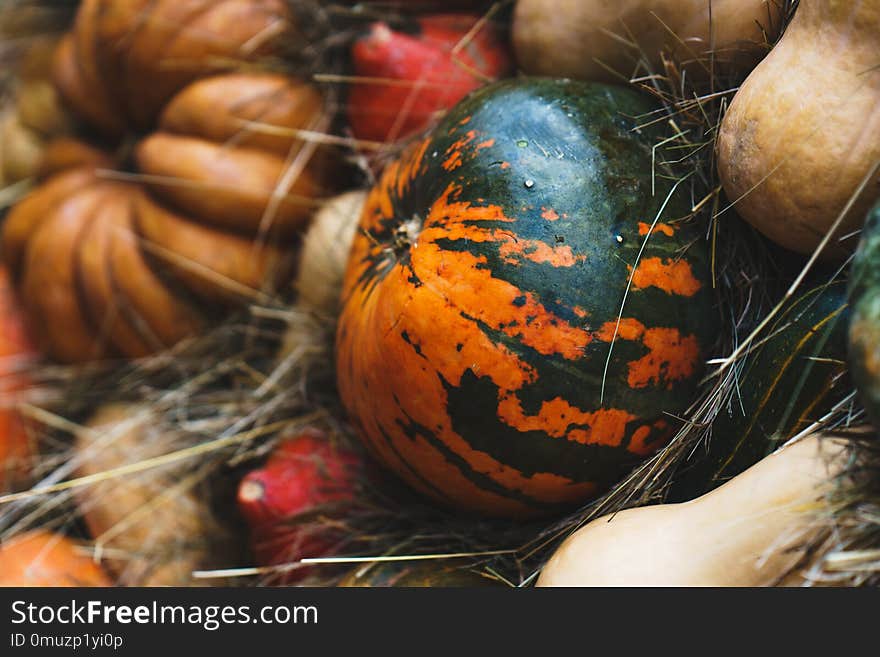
<box><xmin>849</xmin><ymin>201</ymin><xmax>880</xmax><ymax>432</ymax></box>
<box><xmin>670</xmin><ymin>279</ymin><xmax>850</xmax><ymax>502</ymax></box>
<box><xmin>427</xmin><ymin>79</ymin><xmax>716</xmax><ymax>418</ymax></box>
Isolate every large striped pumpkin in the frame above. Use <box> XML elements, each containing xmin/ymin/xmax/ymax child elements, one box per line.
<box><xmin>336</xmin><ymin>78</ymin><xmax>717</xmax><ymax>517</ymax></box>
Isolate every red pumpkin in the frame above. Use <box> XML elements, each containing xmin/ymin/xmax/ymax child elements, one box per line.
<box><xmin>347</xmin><ymin>14</ymin><xmax>511</xmax><ymax>143</ymax></box>
<box><xmin>237</xmin><ymin>428</ymin><xmax>363</xmax><ymax>584</ymax></box>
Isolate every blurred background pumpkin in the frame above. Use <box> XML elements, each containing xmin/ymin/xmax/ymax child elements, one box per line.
<box><xmin>0</xmin><ymin>529</ymin><xmax>111</xmax><ymax>586</ymax></box>
<box><xmin>1</xmin><ymin>0</ymin><xmax>344</xmax><ymax>363</ymax></box>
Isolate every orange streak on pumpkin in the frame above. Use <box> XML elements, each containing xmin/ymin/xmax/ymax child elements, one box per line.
<box><xmin>497</xmin><ymin>239</ymin><xmax>586</xmax><ymax>267</ymax></box>
<box><xmin>541</xmin><ymin>207</ymin><xmax>560</xmax><ymax>221</ymax></box>
<box><xmin>628</xmin><ymin>420</ymin><xmax>671</xmax><ymax>455</ymax></box>
<box><xmin>628</xmin><ymin>328</ymin><xmax>700</xmax><ymax>389</ymax></box>
<box><xmin>593</xmin><ymin>318</ymin><xmax>701</xmax><ymax>389</ymax></box>
<box><xmin>638</xmin><ymin>221</ymin><xmax>675</xmax><ymax>237</ymax></box>
<box><xmin>442</xmin><ymin>152</ymin><xmax>463</xmax><ymax>172</ymax></box>
<box><xmin>422</xmin><ymin>186</ymin><xmax>585</xmax><ymax>268</ymax></box>
<box><xmin>630</xmin><ymin>257</ymin><xmax>702</xmax><ymax>296</ymax></box>
<box><xmin>593</xmin><ymin>317</ymin><xmax>645</xmax><ymax>342</ymax></box>
<box><xmin>416</xmin><ymin>184</ymin><xmax>592</xmax><ymax>360</ymax></box>
<box><xmin>628</xmin><ymin>426</ymin><xmax>653</xmax><ymax>454</ymax></box>
<box><xmin>442</xmin><ymin>129</ymin><xmax>477</xmax><ymax>171</ymax></box>
<box><xmin>394</xmin><ymin>138</ymin><xmax>430</xmax><ymax>198</ymax></box>
<box><xmin>497</xmin><ymin>394</ymin><xmax>636</xmax><ymax>447</ymax></box>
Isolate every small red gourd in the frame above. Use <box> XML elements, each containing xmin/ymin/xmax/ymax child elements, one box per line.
<box><xmin>237</xmin><ymin>428</ymin><xmax>362</xmax><ymax>584</ymax></box>
<box><xmin>347</xmin><ymin>14</ymin><xmax>511</xmax><ymax>143</ymax></box>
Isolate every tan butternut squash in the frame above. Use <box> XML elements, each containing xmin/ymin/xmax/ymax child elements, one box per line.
<box><xmin>537</xmin><ymin>431</ymin><xmax>856</xmax><ymax>587</ymax></box>
<box><xmin>512</xmin><ymin>0</ymin><xmax>782</xmax><ymax>82</ymax></box>
<box><xmin>717</xmin><ymin>1</ymin><xmax>880</xmax><ymax>260</ymax></box>
<box><xmin>74</xmin><ymin>404</ymin><xmax>232</xmax><ymax>586</ymax></box>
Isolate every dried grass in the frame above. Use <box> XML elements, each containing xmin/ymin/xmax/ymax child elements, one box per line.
<box><xmin>1</xmin><ymin>0</ymin><xmax>877</xmax><ymax>587</ymax></box>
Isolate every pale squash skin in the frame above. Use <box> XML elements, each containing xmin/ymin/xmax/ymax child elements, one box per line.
<box><xmin>277</xmin><ymin>190</ymin><xmax>366</xmax><ymax>363</ymax></box>
<box><xmin>512</xmin><ymin>0</ymin><xmax>781</xmax><ymax>82</ymax></box>
<box><xmin>0</xmin><ymin>111</ymin><xmax>44</xmax><ymax>184</ymax></box>
<box><xmin>717</xmin><ymin>0</ymin><xmax>880</xmax><ymax>260</ymax></box>
<box><xmin>295</xmin><ymin>190</ymin><xmax>367</xmax><ymax>317</ymax></box>
<box><xmin>74</xmin><ymin>404</ymin><xmax>233</xmax><ymax>586</ymax></box>
<box><xmin>537</xmin><ymin>432</ymin><xmax>853</xmax><ymax>587</ymax></box>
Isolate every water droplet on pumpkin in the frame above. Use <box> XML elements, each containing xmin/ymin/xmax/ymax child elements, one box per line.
<box><xmin>524</xmin><ymin>179</ymin><xmax>535</xmax><ymax>189</ymax></box>
<box><xmin>516</xmin><ymin>140</ymin><xmax>528</xmax><ymax>148</ymax></box>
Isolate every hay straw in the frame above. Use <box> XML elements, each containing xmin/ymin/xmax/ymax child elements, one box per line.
<box><xmin>1</xmin><ymin>0</ymin><xmax>877</xmax><ymax>588</ymax></box>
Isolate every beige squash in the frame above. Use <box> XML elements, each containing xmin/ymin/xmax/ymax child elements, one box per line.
<box><xmin>277</xmin><ymin>190</ymin><xmax>366</xmax><ymax>363</ymax></box>
<box><xmin>537</xmin><ymin>432</ymin><xmax>856</xmax><ymax>587</ymax></box>
<box><xmin>74</xmin><ymin>404</ymin><xmax>232</xmax><ymax>586</ymax></box>
<box><xmin>295</xmin><ymin>190</ymin><xmax>367</xmax><ymax>317</ymax></box>
<box><xmin>512</xmin><ymin>0</ymin><xmax>782</xmax><ymax>82</ymax></box>
<box><xmin>0</xmin><ymin>111</ymin><xmax>45</xmax><ymax>184</ymax></box>
<box><xmin>716</xmin><ymin>1</ymin><xmax>880</xmax><ymax>260</ymax></box>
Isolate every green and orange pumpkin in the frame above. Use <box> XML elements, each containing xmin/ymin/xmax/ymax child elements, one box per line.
<box><xmin>336</xmin><ymin>78</ymin><xmax>717</xmax><ymax>517</ymax></box>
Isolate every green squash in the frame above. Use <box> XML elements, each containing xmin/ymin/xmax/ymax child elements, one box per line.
<box><xmin>849</xmin><ymin>201</ymin><xmax>880</xmax><ymax>431</ymax></box>
<box><xmin>670</xmin><ymin>278</ymin><xmax>850</xmax><ymax>501</ymax></box>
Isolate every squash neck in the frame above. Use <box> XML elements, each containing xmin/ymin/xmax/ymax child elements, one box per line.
<box><xmin>795</xmin><ymin>0</ymin><xmax>880</xmax><ymax>32</ymax></box>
